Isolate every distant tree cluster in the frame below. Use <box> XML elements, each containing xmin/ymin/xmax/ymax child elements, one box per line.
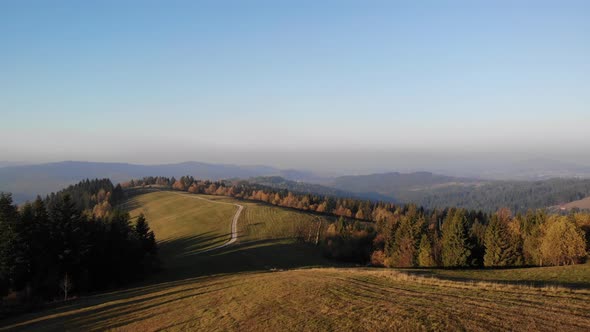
<box><xmin>410</xmin><ymin>178</ymin><xmax>590</xmax><ymax>213</ymax></box>
<box><xmin>0</xmin><ymin>179</ymin><xmax>157</xmax><ymax>313</ymax></box>
<box><xmin>45</xmin><ymin>178</ymin><xmax>125</xmax><ymax>219</ymax></box>
<box><xmin>129</xmin><ymin>176</ymin><xmax>589</xmax><ymax>267</ymax></box>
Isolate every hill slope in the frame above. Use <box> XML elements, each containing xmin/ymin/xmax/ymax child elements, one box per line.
<box><xmin>247</xmin><ymin>176</ymin><xmax>391</xmax><ymax>201</ymax></box>
<box><xmin>2</xmin><ymin>190</ymin><xmax>590</xmax><ymax>331</ymax></box>
<box><xmin>557</xmin><ymin>196</ymin><xmax>590</xmax><ymax>211</ymax></box>
<box><xmin>328</xmin><ymin>172</ymin><xmax>590</xmax><ymax>212</ymax></box>
<box><xmin>123</xmin><ymin>190</ymin><xmax>336</xmax><ymax>280</ymax></box>
<box><xmin>330</xmin><ymin>171</ymin><xmax>480</xmax><ymax>195</ymax></box>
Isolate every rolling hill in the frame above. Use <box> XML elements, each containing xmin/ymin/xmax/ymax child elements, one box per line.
<box><xmin>0</xmin><ymin>161</ymin><xmax>317</xmax><ymax>203</ymax></box>
<box><xmin>247</xmin><ymin>176</ymin><xmax>391</xmax><ymax>201</ymax></box>
<box><xmin>329</xmin><ymin>171</ymin><xmax>481</xmax><ymax>194</ymax></box>
<box><xmin>5</xmin><ymin>160</ymin><xmax>590</xmax><ymax>213</ymax></box>
<box><xmin>553</xmin><ymin>196</ymin><xmax>590</xmax><ymax>211</ymax></box>
<box><xmin>326</xmin><ymin>172</ymin><xmax>590</xmax><ymax>212</ymax></box>
<box><xmin>122</xmin><ymin>190</ymin><xmax>337</xmax><ymax>280</ymax></box>
<box><xmin>2</xmin><ymin>190</ymin><xmax>589</xmax><ymax>331</ymax></box>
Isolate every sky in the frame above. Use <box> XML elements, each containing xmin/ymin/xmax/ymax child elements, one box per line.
<box><xmin>1</xmin><ymin>1</ymin><xmax>589</xmax><ymax>172</ymax></box>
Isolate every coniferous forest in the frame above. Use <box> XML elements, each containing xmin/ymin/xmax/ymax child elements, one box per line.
<box><xmin>0</xmin><ymin>179</ymin><xmax>158</xmax><ymax>316</ymax></box>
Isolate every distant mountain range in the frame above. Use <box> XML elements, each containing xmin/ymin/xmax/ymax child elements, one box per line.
<box><xmin>0</xmin><ymin>161</ymin><xmax>313</xmax><ymax>203</ymax></box>
<box><xmin>327</xmin><ymin>172</ymin><xmax>590</xmax><ymax>212</ymax></box>
<box><xmin>328</xmin><ymin>172</ymin><xmax>483</xmax><ymax>199</ymax></box>
<box><xmin>247</xmin><ymin>176</ymin><xmax>391</xmax><ymax>201</ymax></box>
<box><xmin>2</xmin><ymin>160</ymin><xmax>590</xmax><ymax>211</ymax></box>
<box><xmin>431</xmin><ymin>158</ymin><xmax>590</xmax><ymax>180</ymax></box>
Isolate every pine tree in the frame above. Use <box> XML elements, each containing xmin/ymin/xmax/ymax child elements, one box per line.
<box><xmin>0</xmin><ymin>194</ymin><xmax>19</xmax><ymax>296</ymax></box>
<box><xmin>418</xmin><ymin>234</ymin><xmax>435</xmax><ymax>267</ymax></box>
<box><xmin>30</xmin><ymin>197</ymin><xmax>53</xmax><ymax>295</ymax></box>
<box><xmin>49</xmin><ymin>194</ymin><xmax>86</xmax><ymax>291</ymax></box>
<box><xmin>135</xmin><ymin>214</ymin><xmax>157</xmax><ymax>255</ymax></box>
<box><xmin>484</xmin><ymin>211</ymin><xmax>522</xmax><ymax>267</ymax></box>
<box><xmin>389</xmin><ymin>217</ymin><xmax>417</xmax><ymax>267</ymax></box>
<box><xmin>441</xmin><ymin>209</ymin><xmax>471</xmax><ymax>267</ymax></box>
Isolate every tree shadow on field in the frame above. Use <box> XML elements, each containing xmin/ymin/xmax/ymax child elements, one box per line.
<box><xmin>156</xmin><ymin>231</ymin><xmax>234</xmax><ymax>263</ymax></box>
<box><xmin>0</xmin><ymin>277</ymin><xmax>238</xmax><ymax>331</ymax></box>
<box><xmin>117</xmin><ymin>199</ymin><xmax>142</xmax><ymax>214</ymax></box>
<box><xmin>0</xmin><ymin>235</ymin><xmax>337</xmax><ymax>331</ymax></box>
<box><xmin>151</xmin><ymin>233</ymin><xmax>336</xmax><ymax>282</ymax></box>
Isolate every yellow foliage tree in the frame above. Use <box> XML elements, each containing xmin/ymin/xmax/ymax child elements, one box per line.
<box><xmin>540</xmin><ymin>216</ymin><xmax>587</xmax><ymax>266</ymax></box>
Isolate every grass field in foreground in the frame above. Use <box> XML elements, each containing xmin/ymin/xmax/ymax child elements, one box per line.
<box><xmin>2</xmin><ymin>268</ymin><xmax>590</xmax><ymax>331</ymax></box>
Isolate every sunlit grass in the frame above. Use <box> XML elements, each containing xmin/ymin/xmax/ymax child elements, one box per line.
<box><xmin>123</xmin><ymin>191</ymin><xmax>237</xmax><ymax>252</ymax></box>
<box><xmin>3</xmin><ymin>268</ymin><xmax>589</xmax><ymax>331</ymax></box>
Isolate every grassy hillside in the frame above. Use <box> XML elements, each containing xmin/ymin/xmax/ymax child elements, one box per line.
<box><xmin>2</xmin><ymin>190</ymin><xmax>590</xmax><ymax>331</ymax></box>
<box><xmin>560</xmin><ymin>196</ymin><xmax>590</xmax><ymax>211</ymax></box>
<box><xmin>124</xmin><ymin>191</ymin><xmax>336</xmax><ymax>281</ymax></box>
<box><xmin>3</xmin><ymin>268</ymin><xmax>590</xmax><ymax>331</ymax></box>
<box><xmin>124</xmin><ymin>191</ymin><xmax>238</xmax><ymax>253</ymax></box>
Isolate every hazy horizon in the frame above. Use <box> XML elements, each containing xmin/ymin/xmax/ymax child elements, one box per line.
<box><xmin>2</xmin><ymin>150</ymin><xmax>590</xmax><ymax>178</ymax></box>
<box><xmin>2</xmin><ymin>1</ymin><xmax>589</xmax><ymax>171</ymax></box>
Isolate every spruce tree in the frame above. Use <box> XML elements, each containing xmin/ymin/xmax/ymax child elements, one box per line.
<box><xmin>135</xmin><ymin>214</ymin><xmax>158</xmax><ymax>256</ymax></box>
<box><xmin>484</xmin><ymin>214</ymin><xmax>522</xmax><ymax>267</ymax></box>
<box><xmin>49</xmin><ymin>194</ymin><xmax>86</xmax><ymax>291</ymax></box>
<box><xmin>389</xmin><ymin>217</ymin><xmax>416</xmax><ymax>267</ymax></box>
<box><xmin>0</xmin><ymin>194</ymin><xmax>19</xmax><ymax>296</ymax></box>
<box><xmin>418</xmin><ymin>234</ymin><xmax>435</xmax><ymax>267</ymax></box>
<box><xmin>441</xmin><ymin>209</ymin><xmax>471</xmax><ymax>267</ymax></box>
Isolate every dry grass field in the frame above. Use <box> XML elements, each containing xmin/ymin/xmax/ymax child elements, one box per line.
<box><xmin>2</xmin><ymin>268</ymin><xmax>590</xmax><ymax>331</ymax></box>
<box><xmin>560</xmin><ymin>196</ymin><xmax>590</xmax><ymax>211</ymax></box>
<box><xmin>2</xmin><ymin>190</ymin><xmax>590</xmax><ymax>331</ymax></box>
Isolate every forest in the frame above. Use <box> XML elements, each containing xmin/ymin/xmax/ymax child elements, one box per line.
<box><xmin>128</xmin><ymin>176</ymin><xmax>590</xmax><ymax>268</ymax></box>
<box><xmin>408</xmin><ymin>178</ymin><xmax>590</xmax><ymax>212</ymax></box>
<box><xmin>0</xmin><ymin>179</ymin><xmax>158</xmax><ymax>317</ymax></box>
<box><xmin>288</xmin><ymin>172</ymin><xmax>590</xmax><ymax>212</ymax></box>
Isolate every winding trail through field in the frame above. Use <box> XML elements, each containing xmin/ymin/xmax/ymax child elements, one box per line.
<box><xmin>169</xmin><ymin>191</ymin><xmax>243</xmax><ymax>253</ymax></box>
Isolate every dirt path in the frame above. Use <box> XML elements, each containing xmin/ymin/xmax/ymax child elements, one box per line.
<box><xmin>169</xmin><ymin>191</ymin><xmax>243</xmax><ymax>253</ymax></box>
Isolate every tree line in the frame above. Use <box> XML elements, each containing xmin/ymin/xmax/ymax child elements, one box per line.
<box><xmin>128</xmin><ymin>176</ymin><xmax>589</xmax><ymax>267</ymax></box>
<box><xmin>0</xmin><ymin>179</ymin><xmax>157</xmax><ymax>316</ymax></box>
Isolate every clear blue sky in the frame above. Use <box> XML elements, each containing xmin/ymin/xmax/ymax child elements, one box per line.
<box><xmin>1</xmin><ymin>1</ymin><xmax>589</xmax><ymax>170</ymax></box>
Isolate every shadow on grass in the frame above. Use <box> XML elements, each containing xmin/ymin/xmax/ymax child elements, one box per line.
<box><xmin>157</xmin><ymin>231</ymin><xmax>234</xmax><ymax>260</ymax></box>
<box><xmin>0</xmin><ymin>234</ymin><xmax>337</xmax><ymax>331</ymax></box>
<box><xmin>399</xmin><ymin>267</ymin><xmax>590</xmax><ymax>289</ymax></box>
<box><xmin>151</xmin><ymin>233</ymin><xmax>337</xmax><ymax>282</ymax></box>
<box><xmin>116</xmin><ymin>195</ymin><xmax>148</xmax><ymax>215</ymax></box>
